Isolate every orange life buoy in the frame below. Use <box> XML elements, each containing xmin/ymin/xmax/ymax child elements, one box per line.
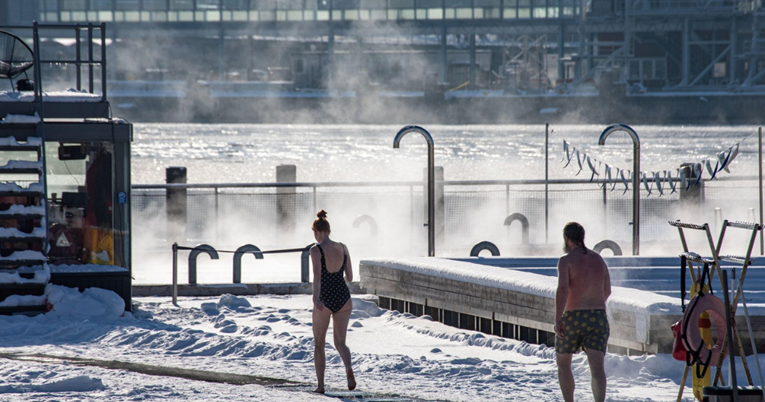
<box><xmin>680</xmin><ymin>294</ymin><xmax>727</xmax><ymax>367</ymax></box>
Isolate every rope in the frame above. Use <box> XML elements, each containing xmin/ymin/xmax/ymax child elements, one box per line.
<box><xmin>175</xmin><ymin>245</ymin><xmax>310</xmax><ymax>254</ymax></box>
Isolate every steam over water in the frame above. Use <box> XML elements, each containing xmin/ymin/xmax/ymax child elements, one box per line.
<box><xmin>131</xmin><ymin>123</ymin><xmax>762</xmax><ymax>285</ymax></box>
<box><xmin>132</xmin><ymin>124</ymin><xmax>760</xmax><ymax>184</ymax></box>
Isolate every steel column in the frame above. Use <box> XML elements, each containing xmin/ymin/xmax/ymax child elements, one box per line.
<box><xmin>469</xmin><ymin>33</ymin><xmax>476</xmax><ymax>88</ymax></box>
<box><xmin>682</xmin><ymin>18</ymin><xmax>690</xmax><ymax>86</ymax></box>
<box><xmin>440</xmin><ymin>25</ymin><xmax>447</xmax><ymax>84</ymax></box>
<box><xmin>730</xmin><ymin>17</ymin><xmax>737</xmax><ymax>85</ymax></box>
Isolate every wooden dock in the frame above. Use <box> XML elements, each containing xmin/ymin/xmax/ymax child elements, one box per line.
<box><xmin>359</xmin><ymin>257</ymin><xmax>765</xmax><ymax>355</ymax></box>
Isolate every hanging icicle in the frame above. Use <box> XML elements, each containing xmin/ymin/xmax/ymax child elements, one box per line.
<box><xmin>705</xmin><ymin>159</ymin><xmax>719</xmax><ymax>180</ymax></box>
<box><xmin>724</xmin><ymin>143</ymin><xmax>740</xmax><ymax>173</ymax></box>
<box><xmin>562</xmin><ymin>140</ymin><xmax>571</xmax><ymax>166</ymax></box>
<box><xmin>680</xmin><ymin>168</ymin><xmax>690</xmax><ymax>191</ymax></box>
<box><xmin>561</xmin><ymin>137</ymin><xmax>746</xmax><ymax>193</ymax></box>
<box><xmin>587</xmin><ymin>156</ymin><xmax>599</xmax><ymax>183</ymax></box>
<box><xmin>693</xmin><ymin>163</ymin><xmax>703</xmax><ymax>186</ymax></box>
<box><xmin>667</xmin><ymin>169</ymin><xmax>678</xmax><ymax>194</ymax></box>
<box><xmin>642</xmin><ymin>172</ymin><xmax>652</xmax><ymax>196</ymax></box>
<box><xmin>602</xmin><ymin>164</ymin><xmax>611</xmax><ymax>189</ymax></box>
<box><xmin>655</xmin><ymin>171</ymin><xmax>664</xmax><ymax>196</ymax></box>
<box><xmin>620</xmin><ymin>170</ymin><xmax>630</xmax><ymax>195</ymax></box>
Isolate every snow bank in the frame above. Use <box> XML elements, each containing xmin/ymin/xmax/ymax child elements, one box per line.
<box><xmin>46</xmin><ymin>284</ymin><xmax>125</xmax><ymax>318</ymax></box>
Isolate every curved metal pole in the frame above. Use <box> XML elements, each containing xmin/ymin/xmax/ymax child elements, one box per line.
<box><xmin>394</xmin><ymin>125</ymin><xmax>435</xmax><ymax>257</ymax></box>
<box><xmin>188</xmin><ymin>244</ymin><xmax>220</xmax><ymax>285</ymax></box>
<box><xmin>233</xmin><ymin>244</ymin><xmax>264</xmax><ymax>284</ymax></box>
<box><xmin>598</xmin><ymin>123</ymin><xmax>640</xmax><ymax>255</ymax></box>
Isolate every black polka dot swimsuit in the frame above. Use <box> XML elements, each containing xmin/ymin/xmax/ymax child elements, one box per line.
<box><xmin>317</xmin><ymin>243</ymin><xmax>351</xmax><ymax>313</ymax></box>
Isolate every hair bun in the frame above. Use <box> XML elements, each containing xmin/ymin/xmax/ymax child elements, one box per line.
<box><xmin>317</xmin><ymin>210</ymin><xmax>328</xmax><ymax>219</ymax></box>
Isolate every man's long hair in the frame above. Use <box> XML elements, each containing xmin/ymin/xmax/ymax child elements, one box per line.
<box><xmin>563</xmin><ymin>222</ymin><xmax>587</xmax><ymax>254</ymax></box>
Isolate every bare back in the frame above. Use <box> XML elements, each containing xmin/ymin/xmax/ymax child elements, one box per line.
<box><xmin>312</xmin><ymin>240</ymin><xmax>351</xmax><ymax>275</ymax></box>
<box><xmin>558</xmin><ymin>249</ymin><xmax>611</xmax><ymax>311</ymax></box>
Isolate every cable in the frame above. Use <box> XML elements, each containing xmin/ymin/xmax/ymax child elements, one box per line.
<box><xmin>175</xmin><ymin>245</ymin><xmax>310</xmax><ymax>255</ymax></box>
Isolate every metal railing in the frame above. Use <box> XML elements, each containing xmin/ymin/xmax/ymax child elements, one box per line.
<box><xmin>4</xmin><ymin>22</ymin><xmax>108</xmax><ymax>101</ymax></box>
<box><xmin>132</xmin><ymin>174</ymin><xmax>765</xmax><ymax>257</ymax></box>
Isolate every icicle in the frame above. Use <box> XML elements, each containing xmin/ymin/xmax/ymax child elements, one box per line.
<box><xmin>602</xmin><ymin>164</ymin><xmax>611</xmax><ymax>189</ymax></box>
<box><xmin>667</xmin><ymin>170</ymin><xmax>677</xmax><ymax>194</ymax></box>
<box><xmin>562</xmin><ymin>140</ymin><xmax>571</xmax><ymax>166</ymax></box>
<box><xmin>680</xmin><ymin>168</ymin><xmax>690</xmax><ymax>191</ymax></box>
<box><xmin>620</xmin><ymin>169</ymin><xmax>630</xmax><ymax>195</ymax></box>
<box><xmin>642</xmin><ymin>172</ymin><xmax>652</xmax><ymax>196</ymax></box>
<box><xmin>724</xmin><ymin>143</ymin><xmax>740</xmax><ymax>173</ymax></box>
<box><xmin>705</xmin><ymin>159</ymin><xmax>719</xmax><ymax>180</ymax></box>
<box><xmin>587</xmin><ymin>156</ymin><xmax>599</xmax><ymax>183</ymax></box>
<box><xmin>693</xmin><ymin>163</ymin><xmax>703</xmax><ymax>186</ymax></box>
<box><xmin>655</xmin><ymin>171</ymin><xmax>664</xmax><ymax>196</ymax></box>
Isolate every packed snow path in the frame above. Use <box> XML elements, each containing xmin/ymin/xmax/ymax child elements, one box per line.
<box><xmin>0</xmin><ymin>292</ymin><xmax>758</xmax><ymax>401</ymax></box>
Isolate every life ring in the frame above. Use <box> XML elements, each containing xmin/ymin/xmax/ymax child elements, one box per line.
<box><xmin>680</xmin><ymin>293</ymin><xmax>727</xmax><ymax>367</ymax></box>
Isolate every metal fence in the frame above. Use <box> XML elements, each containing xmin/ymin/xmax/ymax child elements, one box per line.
<box><xmin>131</xmin><ymin>176</ymin><xmax>764</xmax><ymax>258</ymax></box>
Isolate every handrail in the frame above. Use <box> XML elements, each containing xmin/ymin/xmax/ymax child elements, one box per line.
<box><xmin>4</xmin><ymin>23</ymin><xmax>108</xmax><ymax>100</ymax></box>
<box><xmin>130</xmin><ymin>175</ymin><xmax>764</xmax><ymax>191</ymax></box>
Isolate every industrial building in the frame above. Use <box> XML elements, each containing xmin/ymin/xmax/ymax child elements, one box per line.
<box><xmin>2</xmin><ymin>0</ymin><xmax>763</xmax><ymax>122</ymax></box>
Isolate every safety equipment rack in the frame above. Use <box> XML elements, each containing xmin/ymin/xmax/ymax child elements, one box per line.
<box><xmin>668</xmin><ymin>219</ymin><xmax>762</xmax><ymax>401</ymax></box>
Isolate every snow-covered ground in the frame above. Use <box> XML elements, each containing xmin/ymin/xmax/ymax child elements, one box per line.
<box><xmin>1</xmin><ymin>286</ymin><xmax>761</xmax><ymax>401</ymax></box>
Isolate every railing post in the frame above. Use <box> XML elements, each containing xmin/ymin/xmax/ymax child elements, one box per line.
<box><xmin>100</xmin><ymin>22</ymin><xmax>106</xmax><ymax>101</ymax></box>
<box><xmin>172</xmin><ymin>242</ymin><xmax>178</xmax><ymax>306</ymax></box>
<box><xmin>276</xmin><ymin>164</ymin><xmax>297</xmax><ymax>236</ymax></box>
<box><xmin>301</xmin><ymin>243</ymin><xmax>315</xmax><ymax>283</ymax></box>
<box><xmin>166</xmin><ymin>166</ymin><xmax>187</xmax><ymax>243</ymax></box>
<box><xmin>88</xmin><ymin>23</ymin><xmax>94</xmax><ymax>93</ymax></box>
<box><xmin>75</xmin><ymin>26</ymin><xmax>82</xmax><ymax>91</ymax></box>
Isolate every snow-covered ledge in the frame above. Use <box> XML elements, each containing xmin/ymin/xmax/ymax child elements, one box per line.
<box><xmin>360</xmin><ymin>257</ymin><xmax>684</xmax><ymax>354</ymax></box>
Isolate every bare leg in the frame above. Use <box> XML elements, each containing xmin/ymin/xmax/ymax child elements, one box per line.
<box><xmin>585</xmin><ymin>348</ymin><xmax>607</xmax><ymax>402</ymax></box>
<box><xmin>312</xmin><ymin>306</ymin><xmax>331</xmax><ymax>393</ymax></box>
<box><xmin>332</xmin><ymin>299</ymin><xmax>355</xmax><ymax>390</ymax></box>
<box><xmin>556</xmin><ymin>352</ymin><xmax>575</xmax><ymax>402</ymax></box>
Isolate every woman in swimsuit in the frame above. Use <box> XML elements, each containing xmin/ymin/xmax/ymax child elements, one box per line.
<box><xmin>310</xmin><ymin>210</ymin><xmax>355</xmax><ymax>394</ymax></box>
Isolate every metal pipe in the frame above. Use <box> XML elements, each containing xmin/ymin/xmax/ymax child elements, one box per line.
<box><xmin>394</xmin><ymin>125</ymin><xmax>435</xmax><ymax>257</ymax></box>
<box><xmin>76</xmin><ymin>27</ymin><xmax>81</xmax><ymax>91</ymax></box>
<box><xmin>758</xmin><ymin>127</ymin><xmax>765</xmax><ymax>256</ymax></box>
<box><xmin>740</xmin><ymin>287</ymin><xmax>764</xmax><ymax>387</ymax></box>
<box><xmin>88</xmin><ymin>23</ymin><xmax>94</xmax><ymax>93</ymax></box>
<box><xmin>721</xmin><ymin>270</ymin><xmax>739</xmax><ymax>402</ymax></box>
<box><xmin>545</xmin><ymin>122</ymin><xmax>549</xmax><ymax>244</ymax></box>
<box><xmin>172</xmin><ymin>242</ymin><xmax>178</xmax><ymax>306</ymax></box>
<box><xmin>100</xmin><ymin>22</ymin><xmax>107</xmax><ymax>101</ymax></box>
<box><xmin>598</xmin><ymin>123</ymin><xmax>640</xmax><ymax>255</ymax></box>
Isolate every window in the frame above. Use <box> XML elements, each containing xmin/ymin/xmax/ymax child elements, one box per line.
<box><xmin>294</xmin><ymin>59</ymin><xmax>306</xmax><ymax>74</ymax></box>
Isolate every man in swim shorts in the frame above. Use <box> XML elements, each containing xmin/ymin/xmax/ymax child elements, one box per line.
<box><xmin>554</xmin><ymin>222</ymin><xmax>611</xmax><ymax>402</ymax></box>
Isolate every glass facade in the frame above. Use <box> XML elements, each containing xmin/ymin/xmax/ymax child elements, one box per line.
<box><xmin>38</xmin><ymin>0</ymin><xmax>581</xmax><ymax>22</ymax></box>
<box><xmin>45</xmin><ymin>141</ymin><xmax>130</xmax><ymax>270</ymax></box>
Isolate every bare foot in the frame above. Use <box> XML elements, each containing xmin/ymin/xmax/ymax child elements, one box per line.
<box><xmin>314</xmin><ymin>387</ymin><xmax>325</xmax><ymax>394</ymax></box>
<box><xmin>347</xmin><ymin>369</ymin><xmax>356</xmax><ymax>391</ymax></box>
